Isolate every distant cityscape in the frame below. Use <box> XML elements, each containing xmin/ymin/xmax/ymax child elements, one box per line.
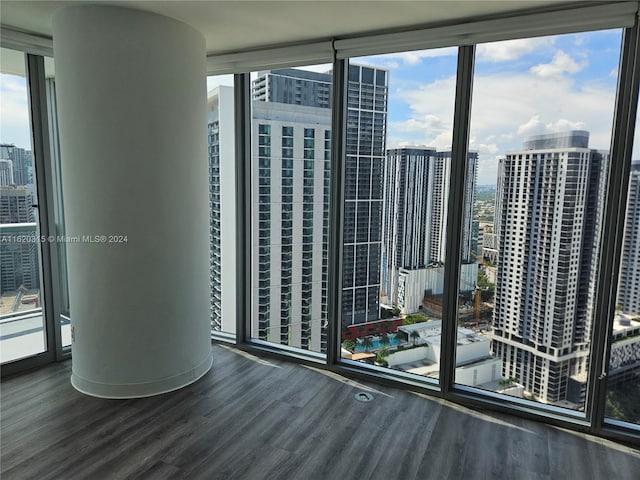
<box><xmin>0</xmin><ymin>143</ymin><xmax>40</xmax><ymax>316</ymax></box>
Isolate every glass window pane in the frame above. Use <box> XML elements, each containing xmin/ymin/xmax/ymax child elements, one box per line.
<box><xmin>1</xmin><ymin>48</ymin><xmax>47</xmax><ymax>362</ymax></box>
<box><xmin>605</xmin><ymin>104</ymin><xmax>640</xmax><ymax>427</ymax></box>
<box><xmin>341</xmin><ymin>49</ymin><xmax>458</xmax><ymax>384</ymax></box>
<box><xmin>207</xmin><ymin>74</ymin><xmax>236</xmax><ymax>335</ymax></box>
<box><xmin>249</xmin><ymin>66</ymin><xmax>332</xmax><ymax>354</ymax></box>
<box><xmin>456</xmin><ymin>30</ymin><xmax>623</xmax><ymax>412</ymax></box>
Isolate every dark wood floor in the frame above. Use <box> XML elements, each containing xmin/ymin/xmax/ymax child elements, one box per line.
<box><xmin>2</xmin><ymin>344</ymin><xmax>639</xmax><ymax>480</ymax></box>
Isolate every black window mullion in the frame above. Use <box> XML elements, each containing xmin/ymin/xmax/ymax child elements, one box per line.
<box><xmin>587</xmin><ymin>19</ymin><xmax>640</xmax><ymax>441</ymax></box>
<box><xmin>327</xmin><ymin>57</ymin><xmax>348</xmax><ymax>368</ymax></box>
<box><xmin>235</xmin><ymin>73</ymin><xmax>251</xmax><ymax>344</ymax></box>
<box><xmin>440</xmin><ymin>45</ymin><xmax>475</xmax><ymax>397</ymax></box>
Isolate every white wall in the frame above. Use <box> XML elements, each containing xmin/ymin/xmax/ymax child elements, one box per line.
<box><xmin>388</xmin><ymin>346</ymin><xmax>430</xmax><ymax>367</ymax></box>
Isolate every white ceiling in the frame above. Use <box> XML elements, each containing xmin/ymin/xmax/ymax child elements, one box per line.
<box><xmin>1</xmin><ymin>0</ymin><xmax>576</xmax><ymax>56</ymax></box>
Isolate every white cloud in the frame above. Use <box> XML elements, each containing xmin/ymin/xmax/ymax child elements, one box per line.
<box><xmin>517</xmin><ymin>115</ymin><xmax>543</xmax><ymax>136</ymax></box>
<box><xmin>610</xmin><ymin>68</ymin><xmax>618</xmax><ymax>78</ymax></box>
<box><xmin>391</xmin><ymin>118</ymin><xmax>429</xmax><ymax>132</ymax></box>
<box><xmin>517</xmin><ymin>115</ymin><xmax>587</xmax><ymax>137</ymax></box>
<box><xmin>476</xmin><ymin>37</ymin><xmax>554</xmax><ymax>62</ymax></box>
<box><xmin>477</xmin><ymin>143</ymin><xmax>499</xmax><ymax>154</ymax></box>
<box><xmin>387</xmin><ymin>67</ymin><xmax>617</xmax><ymax>184</ymax></box>
<box><xmin>429</xmin><ymin>131</ymin><xmax>453</xmax><ymax>150</ymax></box>
<box><xmin>530</xmin><ymin>50</ymin><xmax>585</xmax><ymax>77</ymax></box>
<box><xmin>572</xmin><ymin>35</ymin><xmax>586</xmax><ymax>47</ymax></box>
<box><xmin>391</xmin><ymin>114</ymin><xmax>446</xmax><ymax>134</ymax></box>
<box><xmin>386</xmin><ymin>136</ymin><xmax>422</xmax><ymax>149</ymax></box>
<box><xmin>364</xmin><ymin>47</ymin><xmax>457</xmax><ymax>69</ymax></box>
<box><xmin>545</xmin><ymin>119</ymin><xmax>587</xmax><ymax>132</ymax></box>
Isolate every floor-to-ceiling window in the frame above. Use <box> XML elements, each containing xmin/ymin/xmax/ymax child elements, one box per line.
<box><xmin>455</xmin><ymin>30</ymin><xmax>623</xmax><ymax>414</ymax></box>
<box><xmin>338</xmin><ymin>49</ymin><xmax>459</xmax><ymax>386</ymax></box>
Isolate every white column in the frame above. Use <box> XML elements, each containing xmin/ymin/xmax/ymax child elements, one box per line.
<box><xmin>53</xmin><ymin>5</ymin><xmax>212</xmax><ymax>398</ymax></box>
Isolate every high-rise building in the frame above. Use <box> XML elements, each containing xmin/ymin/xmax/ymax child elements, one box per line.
<box><xmin>208</xmin><ymin>80</ymin><xmax>333</xmax><ymax>350</ymax></box>
<box><xmin>343</xmin><ymin>64</ymin><xmax>389</xmax><ymax>326</ymax></box>
<box><xmin>0</xmin><ymin>186</ymin><xmax>34</xmax><ymax>224</ymax></box>
<box><xmin>492</xmin><ymin>130</ymin><xmax>606</xmax><ymax>404</ymax></box>
<box><xmin>382</xmin><ymin>147</ymin><xmax>477</xmax><ymax>308</ymax></box>
<box><xmin>251</xmin><ymin>101</ymin><xmax>332</xmax><ymax>351</ymax></box>
<box><xmin>0</xmin><ymin>223</ymin><xmax>40</xmax><ymax>294</ymax></box>
<box><xmin>252</xmin><ymin>69</ymin><xmax>331</xmax><ymax>108</ymax></box>
<box><xmin>0</xmin><ymin>159</ymin><xmax>14</xmax><ymax>186</ymax></box>
<box><xmin>0</xmin><ymin>144</ymin><xmax>33</xmax><ymax>186</ymax></box>
<box><xmin>617</xmin><ymin>161</ymin><xmax>640</xmax><ymax>315</ymax></box>
<box><xmin>207</xmin><ymin>86</ymin><xmax>236</xmax><ymax>334</ymax></box>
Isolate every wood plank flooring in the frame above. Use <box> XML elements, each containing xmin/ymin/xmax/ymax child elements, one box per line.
<box><xmin>2</xmin><ymin>344</ymin><xmax>639</xmax><ymax>479</ymax></box>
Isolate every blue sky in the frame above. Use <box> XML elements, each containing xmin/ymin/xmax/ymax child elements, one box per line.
<box><xmin>1</xmin><ymin>29</ymin><xmax>632</xmax><ymax>186</ymax></box>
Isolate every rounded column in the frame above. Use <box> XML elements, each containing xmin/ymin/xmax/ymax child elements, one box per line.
<box><xmin>53</xmin><ymin>5</ymin><xmax>212</xmax><ymax>398</ymax></box>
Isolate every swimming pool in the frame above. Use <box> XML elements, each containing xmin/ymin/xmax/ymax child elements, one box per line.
<box><xmin>354</xmin><ymin>336</ymin><xmax>402</xmax><ymax>353</ymax></box>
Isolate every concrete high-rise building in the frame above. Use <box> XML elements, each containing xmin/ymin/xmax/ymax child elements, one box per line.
<box><xmin>209</xmin><ymin>79</ymin><xmax>332</xmax><ymax>351</ymax></box>
<box><xmin>617</xmin><ymin>161</ymin><xmax>640</xmax><ymax>315</ymax></box>
<box><xmin>492</xmin><ymin>130</ymin><xmax>606</xmax><ymax>404</ymax></box>
<box><xmin>0</xmin><ymin>144</ymin><xmax>33</xmax><ymax>186</ymax></box>
<box><xmin>207</xmin><ymin>66</ymin><xmax>388</xmax><ymax>349</ymax></box>
<box><xmin>0</xmin><ymin>223</ymin><xmax>40</xmax><ymax>294</ymax></box>
<box><xmin>251</xmin><ymin>101</ymin><xmax>331</xmax><ymax>351</ymax></box>
<box><xmin>0</xmin><ymin>159</ymin><xmax>14</xmax><ymax>186</ymax></box>
<box><xmin>382</xmin><ymin>147</ymin><xmax>477</xmax><ymax>309</ymax></box>
<box><xmin>207</xmin><ymin>86</ymin><xmax>236</xmax><ymax>334</ymax></box>
<box><xmin>0</xmin><ymin>186</ymin><xmax>34</xmax><ymax>224</ymax></box>
<box><xmin>253</xmin><ymin>68</ymin><xmax>331</xmax><ymax>108</ymax></box>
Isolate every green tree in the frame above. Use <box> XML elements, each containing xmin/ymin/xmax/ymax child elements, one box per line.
<box><xmin>379</xmin><ymin>333</ymin><xmax>390</xmax><ymax>347</ymax></box>
<box><xmin>342</xmin><ymin>339</ymin><xmax>356</xmax><ymax>352</ymax></box>
<box><xmin>410</xmin><ymin>330</ymin><xmax>420</xmax><ymax>345</ymax></box>
<box><xmin>477</xmin><ymin>270</ymin><xmax>495</xmax><ymax>292</ymax></box>
<box><xmin>376</xmin><ymin>347</ymin><xmax>390</xmax><ymax>366</ymax></box>
<box><xmin>361</xmin><ymin>336</ymin><xmax>374</xmax><ymax>352</ymax></box>
<box><xmin>403</xmin><ymin>313</ymin><xmax>428</xmax><ymax>325</ymax></box>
